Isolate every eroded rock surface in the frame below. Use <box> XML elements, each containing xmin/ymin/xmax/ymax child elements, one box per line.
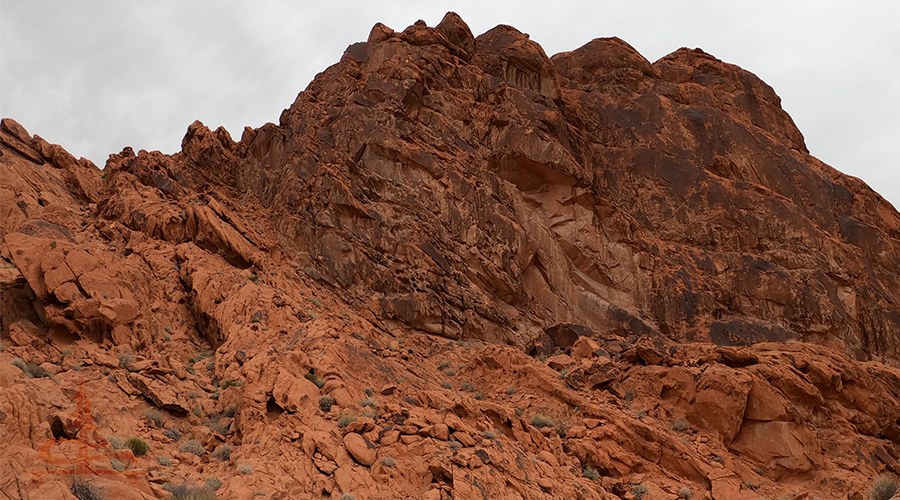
<box><xmin>2</xmin><ymin>12</ymin><xmax>899</xmax><ymax>500</ymax></box>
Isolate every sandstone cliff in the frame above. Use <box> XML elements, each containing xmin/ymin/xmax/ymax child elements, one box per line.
<box><xmin>2</xmin><ymin>12</ymin><xmax>899</xmax><ymax>500</ymax></box>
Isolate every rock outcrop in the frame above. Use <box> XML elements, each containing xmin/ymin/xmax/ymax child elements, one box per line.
<box><xmin>2</xmin><ymin>12</ymin><xmax>899</xmax><ymax>500</ymax></box>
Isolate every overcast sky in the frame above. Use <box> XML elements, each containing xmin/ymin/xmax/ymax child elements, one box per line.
<box><xmin>2</xmin><ymin>1</ymin><xmax>898</xmax><ymax>210</ymax></box>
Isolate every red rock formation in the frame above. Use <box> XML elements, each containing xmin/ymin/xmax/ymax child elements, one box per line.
<box><xmin>2</xmin><ymin>12</ymin><xmax>899</xmax><ymax>500</ymax></box>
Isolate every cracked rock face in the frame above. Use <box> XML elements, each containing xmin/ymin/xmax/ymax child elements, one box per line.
<box><xmin>2</xmin><ymin>11</ymin><xmax>899</xmax><ymax>500</ymax></box>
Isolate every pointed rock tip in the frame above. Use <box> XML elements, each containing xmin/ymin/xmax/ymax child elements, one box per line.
<box><xmin>367</xmin><ymin>22</ymin><xmax>394</xmax><ymax>44</ymax></box>
<box><xmin>436</xmin><ymin>12</ymin><xmax>475</xmax><ymax>56</ymax></box>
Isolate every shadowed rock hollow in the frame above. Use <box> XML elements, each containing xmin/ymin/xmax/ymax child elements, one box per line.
<box><xmin>2</xmin><ymin>12</ymin><xmax>899</xmax><ymax>500</ymax></box>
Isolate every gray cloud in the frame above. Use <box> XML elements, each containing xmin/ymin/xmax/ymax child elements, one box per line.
<box><xmin>2</xmin><ymin>0</ymin><xmax>897</xmax><ymax>209</ymax></box>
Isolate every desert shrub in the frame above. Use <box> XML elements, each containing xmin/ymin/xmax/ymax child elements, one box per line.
<box><xmin>530</xmin><ymin>415</ymin><xmax>553</xmax><ymax>429</ymax></box>
<box><xmin>305</xmin><ymin>372</ymin><xmax>326</xmax><ymax>388</ymax></box>
<box><xmin>364</xmin><ymin>387</ymin><xmax>374</xmax><ymax>397</ymax></box>
<box><xmin>192</xmin><ymin>406</ymin><xmax>203</xmax><ymax>417</ymax></box>
<box><xmin>108</xmin><ymin>437</ymin><xmax>125</xmax><ymax>449</ymax></box>
<box><xmin>872</xmin><ymin>474</ymin><xmax>900</xmax><ymax>500</ymax></box>
<box><xmin>211</xmin><ymin>444</ymin><xmax>231</xmax><ymax>461</ymax></box>
<box><xmin>341</xmin><ymin>495</ymin><xmax>355</xmax><ymax>500</ymax></box>
<box><xmin>116</xmin><ymin>352</ymin><xmax>135</xmax><ymax>368</ymax></box>
<box><xmin>505</xmin><ymin>386</ymin><xmax>517</xmax><ymax>395</ymax></box>
<box><xmin>143</xmin><ymin>409</ymin><xmax>165</xmax><ymax>428</ymax></box>
<box><xmin>679</xmin><ymin>487</ymin><xmax>692</xmax><ymax>499</ymax></box>
<box><xmin>438</xmin><ymin>362</ymin><xmax>451</xmax><ymax>371</ymax></box>
<box><xmin>460</xmin><ymin>382</ymin><xmax>475</xmax><ymax>392</ymax></box>
<box><xmin>223</xmin><ymin>406</ymin><xmax>236</xmax><ymax>418</ymax></box>
<box><xmin>632</xmin><ymin>484</ymin><xmax>649</xmax><ymax>499</ymax></box>
<box><xmin>109</xmin><ymin>457</ymin><xmax>126</xmax><ymax>471</ymax></box>
<box><xmin>206</xmin><ymin>420</ymin><xmax>229</xmax><ymax>436</ymax></box>
<box><xmin>125</xmin><ymin>438</ymin><xmax>149</xmax><ymax>456</ymax></box>
<box><xmin>481</xmin><ymin>431</ymin><xmax>496</xmax><ymax>439</ymax></box>
<box><xmin>403</xmin><ymin>395</ymin><xmax>421</xmax><ymax>406</ymax></box>
<box><xmin>441</xmin><ymin>381</ymin><xmax>453</xmax><ymax>389</ymax></box>
<box><xmin>319</xmin><ymin>396</ymin><xmax>336</xmax><ymax>412</ymax></box>
<box><xmin>163</xmin><ymin>428</ymin><xmax>181</xmax><ymax>441</ymax></box>
<box><xmin>221</xmin><ymin>380</ymin><xmax>236</xmax><ymax>390</ymax></box>
<box><xmin>360</xmin><ymin>398</ymin><xmax>377</xmax><ymax>408</ymax></box>
<box><xmin>337</xmin><ymin>415</ymin><xmax>357</xmax><ymax>428</ymax></box>
<box><xmin>514</xmin><ymin>408</ymin><xmax>524</xmax><ymax>417</ymax></box>
<box><xmin>180</xmin><ymin>439</ymin><xmax>205</xmax><ymax>457</ymax></box>
<box><xmin>164</xmin><ymin>483</ymin><xmax>215</xmax><ymax>500</ymax></box>
<box><xmin>71</xmin><ymin>478</ymin><xmax>104</xmax><ymax>500</ymax></box>
<box><xmin>449</xmin><ymin>440</ymin><xmax>461</xmax><ymax>450</ymax></box>
<box><xmin>445</xmin><ymin>370</ymin><xmax>456</xmax><ymax>376</ymax></box>
<box><xmin>582</xmin><ymin>466</ymin><xmax>599</xmax><ymax>481</ymax></box>
<box><xmin>672</xmin><ymin>418</ymin><xmax>689</xmax><ymax>432</ymax></box>
<box><xmin>205</xmin><ymin>478</ymin><xmax>223</xmax><ymax>491</ymax></box>
<box><xmin>381</xmin><ymin>457</ymin><xmax>396</xmax><ymax>467</ymax></box>
<box><xmin>157</xmin><ymin>455</ymin><xmax>172</xmax><ymax>466</ymax></box>
<box><xmin>474</xmin><ymin>393</ymin><xmax>484</xmax><ymax>401</ymax></box>
<box><xmin>12</xmin><ymin>358</ymin><xmax>51</xmax><ymax>378</ymax></box>
<box><xmin>556</xmin><ymin>422</ymin><xmax>568</xmax><ymax>438</ymax></box>
<box><xmin>238</xmin><ymin>464</ymin><xmax>253</xmax><ymax>475</ymax></box>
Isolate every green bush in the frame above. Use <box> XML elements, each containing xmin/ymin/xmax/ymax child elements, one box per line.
<box><xmin>221</xmin><ymin>380</ymin><xmax>236</xmax><ymax>390</ymax></box>
<box><xmin>71</xmin><ymin>478</ymin><xmax>104</xmax><ymax>500</ymax></box>
<box><xmin>125</xmin><ymin>438</ymin><xmax>149</xmax><ymax>456</ymax></box>
<box><xmin>530</xmin><ymin>415</ymin><xmax>553</xmax><ymax>429</ymax></box>
<box><xmin>582</xmin><ymin>466</ymin><xmax>599</xmax><ymax>481</ymax></box>
<box><xmin>505</xmin><ymin>386</ymin><xmax>517</xmax><ymax>395</ymax></box>
<box><xmin>157</xmin><ymin>455</ymin><xmax>172</xmax><ymax>466</ymax></box>
<box><xmin>872</xmin><ymin>475</ymin><xmax>900</xmax><ymax>500</ymax></box>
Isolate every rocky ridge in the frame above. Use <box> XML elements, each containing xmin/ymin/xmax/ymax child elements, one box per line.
<box><xmin>2</xmin><ymin>12</ymin><xmax>900</xmax><ymax>500</ymax></box>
